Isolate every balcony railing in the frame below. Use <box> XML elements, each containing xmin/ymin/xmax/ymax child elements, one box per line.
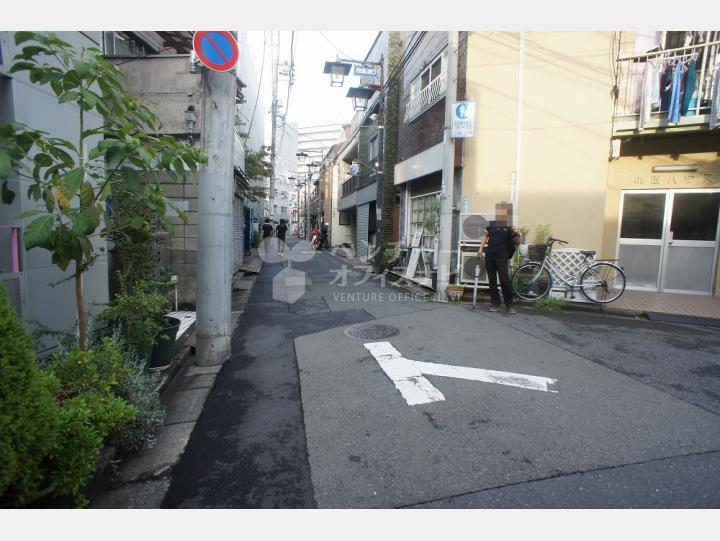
<box><xmin>404</xmin><ymin>70</ymin><xmax>447</xmax><ymax>123</ymax></box>
<box><xmin>613</xmin><ymin>38</ymin><xmax>720</xmax><ymax>133</ymax></box>
<box><xmin>341</xmin><ymin>175</ymin><xmax>376</xmax><ymax>198</ymax></box>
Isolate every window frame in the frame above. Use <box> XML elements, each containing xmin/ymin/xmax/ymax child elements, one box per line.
<box><xmin>409</xmin><ymin>52</ymin><xmax>446</xmax><ymax>101</ymax></box>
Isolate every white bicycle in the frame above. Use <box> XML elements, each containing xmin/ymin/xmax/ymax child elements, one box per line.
<box><xmin>511</xmin><ymin>238</ymin><xmax>626</xmax><ymax>304</ymax></box>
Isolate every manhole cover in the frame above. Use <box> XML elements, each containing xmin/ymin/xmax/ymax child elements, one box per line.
<box><xmin>344</xmin><ymin>323</ymin><xmax>399</xmax><ymax>340</ymax></box>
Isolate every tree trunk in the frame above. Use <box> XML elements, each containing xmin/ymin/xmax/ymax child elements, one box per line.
<box><xmin>75</xmin><ymin>262</ymin><xmax>86</xmax><ymax>350</ymax></box>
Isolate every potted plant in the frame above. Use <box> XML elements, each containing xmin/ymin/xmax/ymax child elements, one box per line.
<box><xmin>514</xmin><ymin>226</ymin><xmax>530</xmax><ymax>271</ymax></box>
<box><xmin>99</xmin><ymin>278</ymin><xmax>179</xmax><ymax>371</ymax></box>
<box><xmin>446</xmin><ymin>283</ymin><xmax>465</xmax><ymax>302</ymax></box>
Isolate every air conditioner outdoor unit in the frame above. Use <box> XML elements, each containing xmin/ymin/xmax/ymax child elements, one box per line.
<box><xmin>459</xmin><ymin>252</ymin><xmax>487</xmax><ymax>284</ymax></box>
<box><xmin>460</xmin><ymin>213</ymin><xmax>492</xmax><ymax>243</ymax></box>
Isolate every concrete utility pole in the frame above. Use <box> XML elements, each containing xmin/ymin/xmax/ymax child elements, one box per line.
<box><xmin>269</xmin><ymin>32</ymin><xmax>279</xmax><ymax>214</ymax></box>
<box><xmin>436</xmin><ymin>31</ymin><xmax>459</xmax><ymax>299</ymax></box>
<box><xmin>196</xmin><ymin>67</ymin><xmax>236</xmax><ymax>366</ymax></box>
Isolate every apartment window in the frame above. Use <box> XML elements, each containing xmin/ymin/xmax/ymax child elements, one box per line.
<box><xmin>410</xmin><ymin>53</ymin><xmax>445</xmax><ymax>100</ymax></box>
<box><xmin>281</xmin><ymin>206</ymin><xmax>287</xmax><ymax>214</ymax></box>
<box><xmin>104</xmin><ymin>32</ymin><xmax>145</xmax><ymax>57</ymax></box>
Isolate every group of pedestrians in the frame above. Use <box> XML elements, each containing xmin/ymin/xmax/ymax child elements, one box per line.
<box><xmin>260</xmin><ymin>218</ymin><xmax>329</xmax><ymax>256</ymax></box>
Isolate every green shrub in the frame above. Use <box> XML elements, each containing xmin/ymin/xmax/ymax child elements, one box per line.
<box><xmin>381</xmin><ymin>248</ymin><xmax>400</xmax><ymax>272</ymax></box>
<box><xmin>533</xmin><ymin>297</ymin><xmax>567</xmax><ymax>311</ymax></box>
<box><xmin>110</xmin><ymin>349</ymin><xmax>166</xmax><ymax>453</ymax></box>
<box><xmin>534</xmin><ymin>224</ymin><xmax>552</xmax><ymax>244</ymax></box>
<box><xmin>0</xmin><ymin>284</ymin><xmax>61</xmax><ymax>505</ymax></box>
<box><xmin>99</xmin><ymin>279</ymin><xmax>172</xmax><ymax>357</ymax></box>
<box><xmin>0</xmin><ymin>287</ymin><xmax>138</xmax><ymax>507</ymax></box>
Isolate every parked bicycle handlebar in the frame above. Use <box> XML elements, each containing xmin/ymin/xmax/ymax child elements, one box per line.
<box><xmin>547</xmin><ymin>237</ymin><xmax>569</xmax><ymax>245</ymax></box>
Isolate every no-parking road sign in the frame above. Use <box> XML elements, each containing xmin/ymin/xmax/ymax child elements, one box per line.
<box><xmin>193</xmin><ymin>31</ymin><xmax>239</xmax><ymax>72</ymax></box>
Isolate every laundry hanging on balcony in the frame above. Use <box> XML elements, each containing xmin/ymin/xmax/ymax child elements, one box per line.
<box><xmin>680</xmin><ymin>59</ymin><xmax>698</xmax><ymax>116</ymax></box>
<box><xmin>639</xmin><ymin>60</ymin><xmax>662</xmax><ymax>129</ymax></box>
<box><xmin>668</xmin><ymin>62</ymin><xmax>683</xmax><ymax>124</ymax></box>
<box><xmin>648</xmin><ymin>53</ymin><xmax>700</xmax><ymax>126</ymax></box>
<box><xmin>711</xmin><ymin>63</ymin><xmax>720</xmax><ymax>130</ymax></box>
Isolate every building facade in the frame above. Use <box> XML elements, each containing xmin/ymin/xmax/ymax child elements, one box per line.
<box><xmin>461</xmin><ymin>31</ymin><xmax>720</xmax><ymax>297</ymax></box>
<box><xmin>110</xmin><ymin>31</ymin><xmax>263</xmax><ymax>307</ymax></box>
<box><xmin>0</xmin><ymin>31</ymin><xmax>110</xmax><ymax>353</ymax></box>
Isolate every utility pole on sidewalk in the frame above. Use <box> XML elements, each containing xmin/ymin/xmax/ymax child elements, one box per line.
<box><xmin>269</xmin><ymin>31</ymin><xmax>279</xmax><ymax>217</ymax></box>
<box><xmin>196</xmin><ymin>66</ymin><xmax>235</xmax><ymax>366</ymax></box>
<box><xmin>436</xmin><ymin>31</ymin><xmax>459</xmax><ymax>300</ymax></box>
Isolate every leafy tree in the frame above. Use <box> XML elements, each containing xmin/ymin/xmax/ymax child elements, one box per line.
<box><xmin>244</xmin><ymin>145</ymin><xmax>272</xmax><ymax>179</ymax></box>
<box><xmin>0</xmin><ymin>32</ymin><xmax>207</xmax><ymax>348</ymax></box>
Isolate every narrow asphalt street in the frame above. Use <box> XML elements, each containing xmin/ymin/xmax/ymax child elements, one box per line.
<box><xmin>163</xmin><ymin>237</ymin><xmax>720</xmax><ymax>508</ymax></box>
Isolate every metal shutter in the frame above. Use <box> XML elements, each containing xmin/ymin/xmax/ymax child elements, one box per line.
<box><xmin>232</xmin><ymin>195</ymin><xmax>243</xmax><ymax>273</ymax></box>
<box><xmin>357</xmin><ymin>203</ymin><xmax>369</xmax><ymax>261</ymax></box>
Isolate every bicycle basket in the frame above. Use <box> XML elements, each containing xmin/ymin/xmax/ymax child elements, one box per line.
<box><xmin>528</xmin><ymin>244</ymin><xmax>548</xmax><ymax>261</ymax></box>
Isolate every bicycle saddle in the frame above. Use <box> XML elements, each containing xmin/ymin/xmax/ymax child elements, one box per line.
<box><xmin>580</xmin><ymin>250</ymin><xmax>596</xmax><ymax>257</ymax></box>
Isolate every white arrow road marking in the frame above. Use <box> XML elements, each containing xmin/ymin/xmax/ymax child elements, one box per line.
<box><xmin>364</xmin><ymin>341</ymin><xmax>558</xmax><ymax>406</ymax></box>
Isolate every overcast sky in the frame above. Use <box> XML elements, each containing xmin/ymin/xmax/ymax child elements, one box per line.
<box><xmin>279</xmin><ymin>31</ymin><xmax>379</xmax><ymax>128</ymax></box>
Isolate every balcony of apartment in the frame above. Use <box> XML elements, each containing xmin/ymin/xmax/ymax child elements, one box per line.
<box><xmin>613</xmin><ymin>35</ymin><xmax>720</xmax><ymax>136</ymax></box>
<box><xmin>404</xmin><ymin>68</ymin><xmax>447</xmax><ymax>124</ymax></box>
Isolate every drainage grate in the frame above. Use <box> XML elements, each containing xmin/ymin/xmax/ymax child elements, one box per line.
<box><xmin>344</xmin><ymin>323</ymin><xmax>400</xmax><ymax>340</ymax></box>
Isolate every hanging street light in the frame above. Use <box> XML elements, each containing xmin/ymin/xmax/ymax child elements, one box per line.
<box><xmin>323</xmin><ymin>61</ymin><xmax>352</xmax><ymax>87</ymax></box>
<box><xmin>346</xmin><ymin>86</ymin><xmax>375</xmax><ymax>112</ymax></box>
<box><xmin>295</xmin><ymin>151</ymin><xmax>308</xmax><ymax>163</ymax></box>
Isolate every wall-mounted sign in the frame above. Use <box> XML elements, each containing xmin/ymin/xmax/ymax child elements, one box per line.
<box><xmin>354</xmin><ymin>64</ymin><xmax>379</xmax><ymax>77</ymax></box>
<box><xmin>451</xmin><ymin>101</ymin><xmax>475</xmax><ymax>138</ymax></box>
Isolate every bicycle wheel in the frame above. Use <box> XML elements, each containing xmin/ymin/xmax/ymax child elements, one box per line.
<box><xmin>580</xmin><ymin>262</ymin><xmax>626</xmax><ymax>303</ymax></box>
<box><xmin>512</xmin><ymin>263</ymin><xmax>553</xmax><ymax>301</ymax></box>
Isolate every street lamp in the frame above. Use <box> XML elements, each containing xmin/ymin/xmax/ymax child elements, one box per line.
<box><xmin>346</xmin><ymin>87</ymin><xmax>375</xmax><ymax>112</ymax></box>
<box><xmin>306</xmin><ymin>161</ymin><xmax>320</xmax><ymax>177</ymax></box>
<box><xmin>294</xmin><ymin>176</ymin><xmax>309</xmax><ymax>239</ymax></box>
<box><xmin>323</xmin><ymin>61</ymin><xmax>352</xmax><ymax>87</ymax></box>
<box><xmin>295</xmin><ymin>151</ymin><xmax>308</xmax><ymax>163</ymax></box>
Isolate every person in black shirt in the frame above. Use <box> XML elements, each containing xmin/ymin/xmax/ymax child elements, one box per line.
<box><xmin>275</xmin><ymin>219</ymin><xmax>288</xmax><ymax>256</ymax></box>
<box><xmin>317</xmin><ymin>222</ymin><xmax>329</xmax><ymax>251</ymax></box>
<box><xmin>261</xmin><ymin>217</ymin><xmax>274</xmax><ymax>239</ymax></box>
<box><xmin>477</xmin><ymin>203</ymin><xmax>522</xmax><ymax>314</ymax></box>
<box><xmin>260</xmin><ymin>217</ymin><xmax>274</xmax><ymax>258</ymax></box>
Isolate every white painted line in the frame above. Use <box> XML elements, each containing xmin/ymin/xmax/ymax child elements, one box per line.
<box><xmin>414</xmin><ymin>361</ymin><xmax>557</xmax><ymax>393</ymax></box>
<box><xmin>363</xmin><ymin>341</ymin><xmax>558</xmax><ymax>406</ymax></box>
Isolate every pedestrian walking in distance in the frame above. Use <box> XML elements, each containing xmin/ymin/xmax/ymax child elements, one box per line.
<box><xmin>317</xmin><ymin>222</ymin><xmax>329</xmax><ymax>251</ymax></box>
<box><xmin>477</xmin><ymin>203</ymin><xmax>522</xmax><ymax>314</ymax></box>
<box><xmin>276</xmin><ymin>219</ymin><xmax>288</xmax><ymax>256</ymax></box>
<box><xmin>260</xmin><ymin>217</ymin><xmax>274</xmax><ymax>258</ymax></box>
<box><xmin>311</xmin><ymin>224</ymin><xmax>320</xmax><ymax>249</ymax></box>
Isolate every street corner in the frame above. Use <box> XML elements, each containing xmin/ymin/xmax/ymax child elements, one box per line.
<box><xmin>273</xmin><ymin>266</ymin><xmax>309</xmax><ymax>304</ymax></box>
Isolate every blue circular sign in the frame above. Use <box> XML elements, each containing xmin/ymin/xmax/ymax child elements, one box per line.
<box><xmin>455</xmin><ymin>102</ymin><xmax>469</xmax><ymax>120</ymax></box>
